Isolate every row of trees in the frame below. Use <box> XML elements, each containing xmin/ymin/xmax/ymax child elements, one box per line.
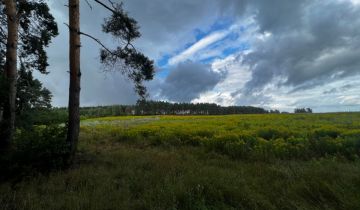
<box><xmin>28</xmin><ymin>103</ymin><xmax>314</xmax><ymax>123</ymax></box>
<box><xmin>136</xmin><ymin>101</ymin><xmax>268</xmax><ymax>115</ymax></box>
<box><xmin>294</xmin><ymin>108</ymin><xmax>313</xmax><ymax>113</ymax></box>
<box><xmin>0</xmin><ymin>0</ymin><xmax>154</xmax><ymax>162</ymax></box>
<box><xmin>37</xmin><ymin>101</ymin><xmax>288</xmax><ymax>120</ymax></box>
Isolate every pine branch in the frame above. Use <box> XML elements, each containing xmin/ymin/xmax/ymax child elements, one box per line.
<box><xmin>64</xmin><ymin>22</ymin><xmax>114</xmax><ymax>55</ymax></box>
<box><xmin>85</xmin><ymin>0</ymin><xmax>93</xmax><ymax>10</ymax></box>
<box><xmin>79</xmin><ymin>31</ymin><xmax>113</xmax><ymax>55</ymax></box>
<box><xmin>93</xmin><ymin>0</ymin><xmax>117</xmax><ymax>13</ymax></box>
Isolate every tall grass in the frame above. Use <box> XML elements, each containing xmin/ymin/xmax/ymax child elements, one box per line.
<box><xmin>1</xmin><ymin>113</ymin><xmax>360</xmax><ymax>209</ymax></box>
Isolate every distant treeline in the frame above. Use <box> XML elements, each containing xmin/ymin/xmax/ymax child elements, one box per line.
<box><xmin>31</xmin><ymin>101</ymin><xmax>313</xmax><ymax>124</ymax></box>
<box><xmin>37</xmin><ymin>101</ymin><xmax>266</xmax><ymax>122</ymax></box>
<box><xmin>135</xmin><ymin>101</ymin><xmax>268</xmax><ymax>115</ymax></box>
<box><xmin>294</xmin><ymin>107</ymin><xmax>313</xmax><ymax>113</ymax></box>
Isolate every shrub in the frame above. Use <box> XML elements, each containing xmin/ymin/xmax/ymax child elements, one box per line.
<box><xmin>11</xmin><ymin>125</ymin><xmax>70</xmax><ymax>173</ymax></box>
<box><xmin>312</xmin><ymin>127</ymin><xmax>341</xmax><ymax>139</ymax></box>
<box><xmin>339</xmin><ymin>131</ymin><xmax>360</xmax><ymax>159</ymax></box>
<box><xmin>256</xmin><ymin>126</ymin><xmax>292</xmax><ymax>140</ymax></box>
<box><xmin>309</xmin><ymin>137</ymin><xmax>341</xmax><ymax>157</ymax></box>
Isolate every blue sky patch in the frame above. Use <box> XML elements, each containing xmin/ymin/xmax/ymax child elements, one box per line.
<box><xmin>155</xmin><ymin>17</ymin><xmax>249</xmax><ymax>79</ymax></box>
<box><xmin>157</xmin><ymin>54</ymin><xmax>172</xmax><ymax>68</ymax></box>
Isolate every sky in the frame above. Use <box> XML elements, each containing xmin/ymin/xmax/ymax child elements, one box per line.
<box><xmin>38</xmin><ymin>0</ymin><xmax>360</xmax><ymax>112</ymax></box>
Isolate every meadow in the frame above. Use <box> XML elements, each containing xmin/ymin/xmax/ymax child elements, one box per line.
<box><xmin>82</xmin><ymin>113</ymin><xmax>360</xmax><ymax>160</ymax></box>
<box><xmin>1</xmin><ymin>113</ymin><xmax>360</xmax><ymax>209</ymax></box>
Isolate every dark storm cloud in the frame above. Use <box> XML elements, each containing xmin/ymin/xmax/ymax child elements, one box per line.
<box><xmin>121</xmin><ymin>0</ymin><xmax>231</xmax><ymax>59</ymax></box>
<box><xmin>160</xmin><ymin>62</ymin><xmax>225</xmax><ymax>102</ymax></box>
<box><xmin>250</xmin><ymin>0</ymin><xmax>307</xmax><ymax>33</ymax></box>
<box><xmin>241</xmin><ymin>0</ymin><xmax>360</xmax><ymax>93</ymax></box>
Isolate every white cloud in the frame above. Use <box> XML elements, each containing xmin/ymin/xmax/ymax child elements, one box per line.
<box><xmin>168</xmin><ymin>30</ymin><xmax>229</xmax><ymax>65</ymax></box>
<box><xmin>192</xmin><ymin>54</ymin><xmax>252</xmax><ymax>106</ymax></box>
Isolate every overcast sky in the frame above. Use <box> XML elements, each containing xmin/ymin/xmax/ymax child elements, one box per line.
<box><xmin>38</xmin><ymin>0</ymin><xmax>360</xmax><ymax>112</ymax></box>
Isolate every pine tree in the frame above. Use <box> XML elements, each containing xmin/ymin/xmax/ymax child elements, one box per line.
<box><xmin>0</xmin><ymin>0</ymin><xmax>58</xmax><ymax>149</ymax></box>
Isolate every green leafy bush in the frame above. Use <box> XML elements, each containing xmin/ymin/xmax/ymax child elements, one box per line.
<box><xmin>257</xmin><ymin>126</ymin><xmax>292</xmax><ymax>140</ymax></box>
<box><xmin>1</xmin><ymin>125</ymin><xmax>70</xmax><ymax>179</ymax></box>
<box><xmin>312</xmin><ymin>127</ymin><xmax>341</xmax><ymax>139</ymax></box>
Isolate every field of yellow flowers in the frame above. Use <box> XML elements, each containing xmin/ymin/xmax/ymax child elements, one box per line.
<box><xmin>82</xmin><ymin>113</ymin><xmax>360</xmax><ymax>160</ymax></box>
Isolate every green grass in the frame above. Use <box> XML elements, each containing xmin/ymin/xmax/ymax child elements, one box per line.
<box><xmin>1</xmin><ymin>113</ymin><xmax>360</xmax><ymax>209</ymax></box>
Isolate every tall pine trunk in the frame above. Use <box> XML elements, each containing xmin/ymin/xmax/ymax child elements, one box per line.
<box><xmin>0</xmin><ymin>0</ymin><xmax>18</xmax><ymax>149</ymax></box>
<box><xmin>67</xmin><ymin>0</ymin><xmax>81</xmax><ymax>159</ymax></box>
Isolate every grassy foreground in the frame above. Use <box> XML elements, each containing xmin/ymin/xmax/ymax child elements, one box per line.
<box><xmin>1</xmin><ymin>113</ymin><xmax>360</xmax><ymax>209</ymax></box>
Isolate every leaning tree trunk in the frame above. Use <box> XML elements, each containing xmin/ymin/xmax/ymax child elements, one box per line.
<box><xmin>0</xmin><ymin>0</ymin><xmax>18</xmax><ymax>149</ymax></box>
<box><xmin>67</xmin><ymin>0</ymin><xmax>81</xmax><ymax>159</ymax></box>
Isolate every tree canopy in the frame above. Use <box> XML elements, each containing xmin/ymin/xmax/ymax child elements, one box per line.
<box><xmin>0</xmin><ymin>0</ymin><xmax>58</xmax><ymax>73</ymax></box>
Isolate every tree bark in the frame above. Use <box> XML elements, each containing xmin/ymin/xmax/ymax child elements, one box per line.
<box><xmin>67</xmin><ymin>0</ymin><xmax>81</xmax><ymax>159</ymax></box>
<box><xmin>0</xmin><ymin>0</ymin><xmax>18</xmax><ymax>149</ymax></box>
